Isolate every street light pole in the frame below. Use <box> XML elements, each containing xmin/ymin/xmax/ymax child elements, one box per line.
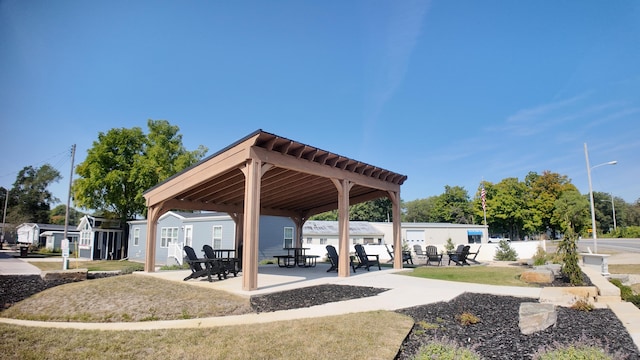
<box><xmin>584</xmin><ymin>143</ymin><xmax>617</xmax><ymax>254</ymax></box>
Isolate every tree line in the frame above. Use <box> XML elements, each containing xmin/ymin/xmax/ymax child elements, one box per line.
<box><xmin>0</xmin><ymin>120</ymin><xmax>207</xmax><ymax>241</ymax></box>
<box><xmin>312</xmin><ymin>172</ymin><xmax>640</xmax><ymax>240</ymax></box>
<box><xmin>1</xmin><ymin>120</ymin><xmax>639</xmax><ymax>242</ymax></box>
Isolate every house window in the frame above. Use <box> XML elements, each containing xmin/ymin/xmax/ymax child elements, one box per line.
<box><xmin>161</xmin><ymin>227</ymin><xmax>178</xmax><ymax>248</ymax></box>
<box><xmin>363</xmin><ymin>237</ymin><xmax>374</xmax><ymax>245</ymax></box>
<box><xmin>80</xmin><ymin>224</ymin><xmax>91</xmax><ymax>249</ymax></box>
<box><xmin>212</xmin><ymin>226</ymin><xmax>222</xmax><ymax>249</ymax></box>
<box><xmin>283</xmin><ymin>227</ymin><xmax>294</xmax><ymax>248</ymax></box>
<box><xmin>306</xmin><ymin>237</ymin><xmax>313</xmax><ymax>244</ymax></box>
<box><xmin>184</xmin><ymin>225</ymin><xmax>193</xmax><ymax>247</ymax></box>
<box><xmin>133</xmin><ymin>228</ymin><xmax>140</xmax><ymax>246</ymax></box>
<box><xmin>320</xmin><ymin>238</ymin><xmax>327</xmax><ymax>245</ymax></box>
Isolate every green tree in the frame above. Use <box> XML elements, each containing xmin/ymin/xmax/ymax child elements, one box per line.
<box><xmin>73</xmin><ymin>120</ymin><xmax>207</xmax><ymax>222</ymax></box>
<box><xmin>525</xmin><ymin>171</ymin><xmax>576</xmax><ymax>239</ymax></box>
<box><xmin>403</xmin><ymin>197</ymin><xmax>436</xmax><ymax>222</ymax></box>
<box><xmin>552</xmin><ymin>189</ymin><xmax>590</xmax><ymax>236</ymax></box>
<box><xmin>309</xmin><ymin>210</ymin><xmax>337</xmax><ymax>221</ymax></box>
<box><xmin>6</xmin><ymin>164</ymin><xmax>61</xmax><ymax>225</ymax></box>
<box><xmin>310</xmin><ymin>198</ymin><xmax>394</xmax><ymax>222</ymax></box>
<box><xmin>431</xmin><ymin>186</ymin><xmax>472</xmax><ymax>224</ymax></box>
<box><xmin>49</xmin><ymin>205</ymin><xmax>84</xmax><ymax>225</ymax></box>
<box><xmin>349</xmin><ymin>198</ymin><xmax>392</xmax><ymax>222</ymax></box>
<box><xmin>486</xmin><ymin>178</ymin><xmax>527</xmax><ymax>240</ymax></box>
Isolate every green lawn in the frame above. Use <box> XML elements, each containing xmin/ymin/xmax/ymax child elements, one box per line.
<box><xmin>402</xmin><ymin>265</ymin><xmax>535</xmax><ymax>287</ymax></box>
<box><xmin>28</xmin><ymin>259</ymin><xmax>144</xmax><ymax>272</ymax></box>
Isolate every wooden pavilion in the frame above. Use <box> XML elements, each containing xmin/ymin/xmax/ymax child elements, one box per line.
<box><xmin>143</xmin><ymin>130</ymin><xmax>407</xmax><ymax>290</ymax></box>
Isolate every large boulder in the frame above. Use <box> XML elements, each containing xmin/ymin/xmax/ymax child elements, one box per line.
<box><xmin>534</xmin><ymin>264</ymin><xmax>562</xmax><ymax>278</ymax></box>
<box><xmin>520</xmin><ymin>269</ymin><xmax>554</xmax><ymax>284</ymax></box>
<box><xmin>519</xmin><ymin>302</ymin><xmax>557</xmax><ymax>335</ymax></box>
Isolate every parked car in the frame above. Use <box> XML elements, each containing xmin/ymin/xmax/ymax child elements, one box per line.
<box><xmin>488</xmin><ymin>236</ymin><xmax>510</xmax><ymax>243</ymax></box>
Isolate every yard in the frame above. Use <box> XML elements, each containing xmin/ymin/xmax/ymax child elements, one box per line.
<box><xmin>1</xmin><ymin>259</ymin><xmax>637</xmax><ymax>359</ymax></box>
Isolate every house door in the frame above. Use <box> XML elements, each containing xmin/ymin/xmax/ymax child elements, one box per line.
<box><xmin>184</xmin><ymin>225</ymin><xmax>193</xmax><ymax>248</ymax></box>
<box><xmin>406</xmin><ymin>230</ymin><xmax>425</xmax><ymax>245</ymax></box>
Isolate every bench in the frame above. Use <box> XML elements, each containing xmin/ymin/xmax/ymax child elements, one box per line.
<box><xmin>301</xmin><ymin>255</ymin><xmax>320</xmax><ymax>267</ymax></box>
<box><xmin>274</xmin><ymin>255</ymin><xmax>296</xmax><ymax>268</ymax></box>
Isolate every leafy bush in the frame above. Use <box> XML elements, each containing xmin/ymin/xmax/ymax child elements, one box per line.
<box><xmin>533</xmin><ymin>344</ymin><xmax>619</xmax><ymax>360</ymax></box>
<box><xmin>37</xmin><ymin>247</ymin><xmax>61</xmax><ymax>254</ymax></box>
<box><xmin>620</xmin><ymin>226</ymin><xmax>640</xmax><ymax>238</ymax></box>
<box><xmin>570</xmin><ymin>298</ymin><xmax>594</xmax><ymax>312</ymax></box>
<box><xmin>456</xmin><ymin>311</ymin><xmax>480</xmax><ymax>326</ymax></box>
<box><xmin>533</xmin><ymin>336</ymin><xmax>627</xmax><ymax>360</ymax></box>
<box><xmin>493</xmin><ymin>239</ymin><xmax>518</xmax><ymax>261</ymax></box>
<box><xmin>411</xmin><ymin>337</ymin><xmax>482</xmax><ymax>360</ymax></box>
<box><xmin>531</xmin><ymin>246</ymin><xmax>548</xmax><ymax>266</ymax></box>
<box><xmin>160</xmin><ymin>263</ymin><xmax>190</xmax><ymax>270</ymax></box>
<box><xmin>609</xmin><ymin>279</ymin><xmax>640</xmax><ymax>308</ymax></box>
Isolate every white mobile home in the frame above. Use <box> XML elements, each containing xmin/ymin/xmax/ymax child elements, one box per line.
<box><xmin>16</xmin><ymin>223</ymin><xmax>71</xmax><ymax>247</ymax></box>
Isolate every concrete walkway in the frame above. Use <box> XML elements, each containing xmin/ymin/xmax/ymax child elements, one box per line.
<box><xmin>0</xmin><ymin>250</ymin><xmax>42</xmax><ymax>275</ymax></box>
<box><xmin>0</xmin><ymin>265</ymin><xmax>542</xmax><ymax>330</ymax></box>
<box><xmin>0</xmin><ymin>251</ymin><xmax>639</xmax><ymax>350</ymax></box>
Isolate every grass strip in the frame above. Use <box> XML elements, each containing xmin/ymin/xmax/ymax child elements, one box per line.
<box><xmin>0</xmin><ymin>311</ymin><xmax>413</xmax><ymax>360</ymax></box>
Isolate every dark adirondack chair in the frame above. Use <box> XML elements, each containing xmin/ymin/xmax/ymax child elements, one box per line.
<box><xmin>425</xmin><ymin>245</ymin><xmax>443</xmax><ymax>266</ymax></box>
<box><xmin>202</xmin><ymin>245</ymin><xmax>233</xmax><ymax>279</ymax></box>
<box><xmin>413</xmin><ymin>245</ymin><xmax>427</xmax><ymax>261</ymax></box>
<box><xmin>385</xmin><ymin>244</ymin><xmax>413</xmax><ymax>265</ymax></box>
<box><xmin>183</xmin><ymin>245</ymin><xmax>216</xmax><ymax>282</ymax></box>
<box><xmin>467</xmin><ymin>245</ymin><xmax>482</xmax><ymax>264</ymax></box>
<box><xmin>448</xmin><ymin>245</ymin><xmax>471</xmax><ymax>266</ymax></box>
<box><xmin>354</xmin><ymin>244</ymin><xmax>381</xmax><ymax>271</ymax></box>
<box><xmin>325</xmin><ymin>245</ymin><xmax>355</xmax><ymax>273</ymax></box>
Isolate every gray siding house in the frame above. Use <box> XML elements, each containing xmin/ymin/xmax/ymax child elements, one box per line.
<box><xmin>127</xmin><ymin>211</ymin><xmax>295</xmax><ymax>266</ymax></box>
<box><xmin>41</xmin><ymin>229</ymin><xmax>79</xmax><ymax>251</ymax></box>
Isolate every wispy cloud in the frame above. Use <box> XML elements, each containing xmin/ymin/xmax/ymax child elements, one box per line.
<box><xmin>361</xmin><ymin>0</ymin><xmax>431</xmax><ymax>150</ymax></box>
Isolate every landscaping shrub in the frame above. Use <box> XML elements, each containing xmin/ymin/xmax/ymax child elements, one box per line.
<box><xmin>533</xmin><ymin>336</ymin><xmax>627</xmax><ymax>360</ymax></box>
<box><xmin>444</xmin><ymin>238</ymin><xmax>455</xmax><ymax>253</ymax></box>
<box><xmin>557</xmin><ymin>229</ymin><xmax>583</xmax><ymax>285</ymax></box>
<box><xmin>609</xmin><ymin>279</ymin><xmax>640</xmax><ymax>309</ymax></box>
<box><xmin>411</xmin><ymin>337</ymin><xmax>482</xmax><ymax>360</ymax></box>
<box><xmin>493</xmin><ymin>239</ymin><xmax>518</xmax><ymax>261</ymax></box>
<box><xmin>531</xmin><ymin>246</ymin><xmax>548</xmax><ymax>266</ymax></box>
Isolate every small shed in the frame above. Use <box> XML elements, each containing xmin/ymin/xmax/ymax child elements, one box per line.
<box><xmin>77</xmin><ymin>215</ymin><xmax>124</xmax><ymax>260</ymax></box>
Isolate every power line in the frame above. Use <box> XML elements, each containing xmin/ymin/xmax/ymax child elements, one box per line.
<box><xmin>0</xmin><ymin>146</ymin><xmax>74</xmax><ymax>182</ymax></box>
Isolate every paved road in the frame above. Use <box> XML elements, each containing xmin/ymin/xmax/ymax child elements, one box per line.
<box><xmin>578</xmin><ymin>238</ymin><xmax>640</xmax><ymax>253</ymax></box>
<box><xmin>0</xmin><ymin>250</ymin><xmax>41</xmax><ymax>275</ymax></box>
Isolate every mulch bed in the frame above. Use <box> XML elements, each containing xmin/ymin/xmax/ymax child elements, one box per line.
<box><xmin>2</xmin><ymin>275</ymin><xmax>639</xmax><ymax>359</ymax></box>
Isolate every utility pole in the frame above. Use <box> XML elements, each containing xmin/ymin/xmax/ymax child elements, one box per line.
<box><xmin>1</xmin><ymin>187</ymin><xmax>8</xmax><ymax>249</ymax></box>
<box><xmin>62</xmin><ymin>144</ymin><xmax>76</xmax><ymax>270</ymax></box>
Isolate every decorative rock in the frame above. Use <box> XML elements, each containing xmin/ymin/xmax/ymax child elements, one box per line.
<box><xmin>519</xmin><ymin>302</ymin><xmax>557</xmax><ymax>335</ymax></box>
<box><xmin>520</xmin><ymin>269</ymin><xmax>554</xmax><ymax>284</ymax></box>
<box><xmin>534</xmin><ymin>264</ymin><xmax>562</xmax><ymax>278</ymax></box>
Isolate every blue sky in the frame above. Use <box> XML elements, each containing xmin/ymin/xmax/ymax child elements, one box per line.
<box><xmin>1</xmin><ymin>0</ymin><xmax>639</xmax><ymax>209</ymax></box>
